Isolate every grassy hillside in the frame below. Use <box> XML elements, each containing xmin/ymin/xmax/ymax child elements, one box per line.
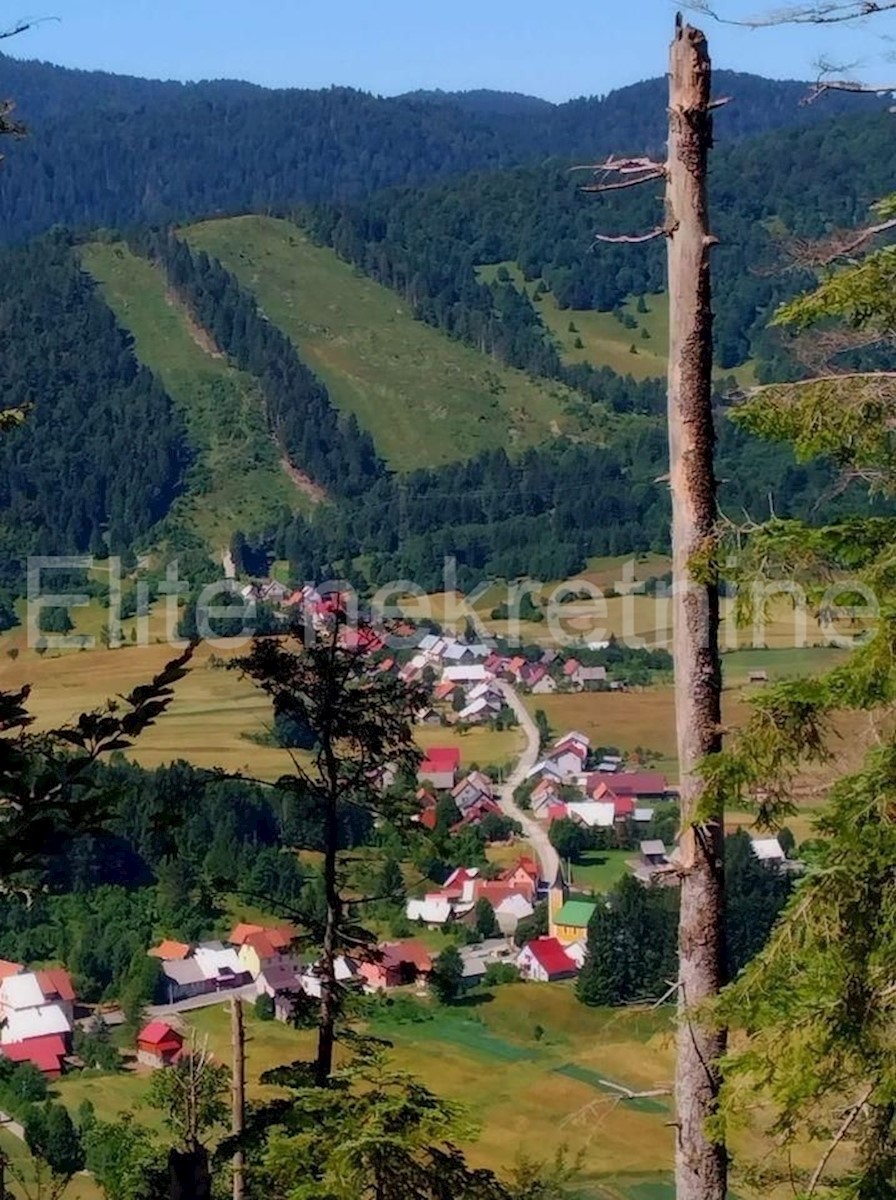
<box><xmin>477</xmin><ymin>264</ymin><xmax>756</xmax><ymax>387</ymax></box>
<box><xmin>81</xmin><ymin>241</ymin><xmax>306</xmax><ymax>550</ymax></box>
<box><xmin>183</xmin><ymin>216</ymin><xmax>597</xmax><ymax>470</ymax></box>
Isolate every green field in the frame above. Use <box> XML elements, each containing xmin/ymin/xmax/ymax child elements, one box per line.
<box><xmin>49</xmin><ymin>985</ymin><xmax>678</xmax><ymax>1200</ymax></box>
<box><xmin>183</xmin><ymin>216</ymin><xmax>600</xmax><ymax>470</ymax></box>
<box><xmin>81</xmin><ymin>242</ymin><xmax>305</xmax><ymax>551</ymax></box>
<box><xmin>567</xmin><ymin>849</ymin><xmax>634</xmax><ymax>894</ymax></box>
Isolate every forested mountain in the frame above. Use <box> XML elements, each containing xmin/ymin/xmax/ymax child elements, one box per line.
<box><xmin>0</xmin><ymin>236</ymin><xmax>191</xmax><ymax>611</ymax></box>
<box><xmin>0</xmin><ymin>52</ymin><xmax>888</xmax><ymax>243</ymax></box>
<box><xmin>305</xmin><ymin>109</ymin><xmax>896</xmax><ymax>380</ymax></box>
<box><xmin>0</xmin><ymin>88</ymin><xmax>893</xmax><ymax>608</ymax></box>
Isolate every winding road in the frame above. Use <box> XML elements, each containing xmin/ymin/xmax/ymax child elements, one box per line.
<box><xmin>496</xmin><ymin>682</ymin><xmax>561</xmax><ymax>887</ymax></box>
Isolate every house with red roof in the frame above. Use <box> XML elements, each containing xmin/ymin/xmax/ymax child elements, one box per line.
<box><xmin>501</xmin><ymin>856</ymin><xmax>540</xmax><ymax>896</ymax></box>
<box><xmin>589</xmin><ymin>773</ymin><xmax>669</xmax><ymax>807</ymax></box>
<box><xmin>359</xmin><ymin>941</ymin><xmax>433</xmax><ymax>991</ymax></box>
<box><xmin>36</xmin><ymin>969</ymin><xmax>75</xmax><ymax>1024</ymax></box>
<box><xmin>2</xmin><ymin>1034</ymin><xmax>67</xmax><ymax>1079</ymax></box>
<box><xmin>547</xmin><ymin>738</ymin><xmax>589</xmax><ymax>780</ymax></box>
<box><xmin>516</xmin><ymin>937</ymin><xmax>578</xmax><ymax>983</ymax></box>
<box><xmin>0</xmin><ymin>960</ymin><xmax>22</xmax><ymax>981</ymax></box>
<box><xmin>136</xmin><ymin>1021</ymin><xmax>184</xmax><ymax>1069</ymax></box>
<box><xmin>547</xmin><ymin>802</ymin><xmax>569</xmax><ymax>823</ymax></box>
<box><xmin>418</xmin><ymin>746</ymin><xmax>462</xmax><ymax>790</ymax></box>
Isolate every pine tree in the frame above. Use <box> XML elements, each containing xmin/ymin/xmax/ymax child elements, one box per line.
<box><xmin>577</xmin><ymin>903</ymin><xmax>624</xmax><ymax>1006</ymax></box>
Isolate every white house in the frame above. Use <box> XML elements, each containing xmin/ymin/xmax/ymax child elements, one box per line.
<box><xmin>494</xmin><ymin>893</ymin><xmax>534</xmax><ymax>934</ymax></box>
<box><xmin>516</xmin><ymin>937</ymin><xmax>578</xmax><ymax>983</ymax></box>
<box><xmin>566</xmin><ymin>801</ymin><xmax>616</xmax><ymax>829</ymax></box>
<box><xmin>406</xmin><ymin>897</ymin><xmax>453</xmax><ymax>926</ymax></box>
<box><xmin>300</xmin><ymin>956</ymin><xmax>361</xmax><ymax>999</ymax></box>
<box><xmin>442</xmin><ymin>664</ymin><xmax>490</xmax><ymax>685</ymax></box>
<box><xmin>751</xmin><ymin>837</ymin><xmax>786</xmax><ymax>865</ymax></box>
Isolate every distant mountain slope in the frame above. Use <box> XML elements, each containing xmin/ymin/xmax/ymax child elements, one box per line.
<box><xmin>398</xmin><ymin>89</ymin><xmax>555</xmax><ymax>115</ymax></box>
<box><xmin>0</xmin><ymin>54</ymin><xmax>888</xmax><ymax>243</ymax></box>
<box><xmin>80</xmin><ymin>241</ymin><xmax>307</xmax><ymax>550</ymax></box>
<box><xmin>181</xmin><ymin>216</ymin><xmax>599</xmax><ymax>469</ymax></box>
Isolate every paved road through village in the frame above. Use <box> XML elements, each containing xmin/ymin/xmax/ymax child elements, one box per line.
<box><xmin>495</xmin><ymin>682</ymin><xmax>561</xmax><ymax>887</ymax></box>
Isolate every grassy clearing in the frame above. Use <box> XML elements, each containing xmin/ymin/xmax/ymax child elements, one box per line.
<box><xmin>567</xmin><ymin>849</ymin><xmax>633</xmax><ymax>894</ymax></box>
<box><xmin>477</xmin><ymin>263</ymin><xmax>756</xmax><ymax>389</ymax></box>
<box><xmin>48</xmin><ymin>988</ymin><xmax>677</xmax><ymax>1197</ymax></box>
<box><xmin>80</xmin><ymin>242</ymin><xmax>305</xmax><ymax>550</ymax></box>
<box><xmin>183</xmin><ymin>217</ymin><xmax>594</xmax><ymax>470</ymax></box>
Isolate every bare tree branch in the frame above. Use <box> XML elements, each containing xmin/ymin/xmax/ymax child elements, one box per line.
<box><xmin>805</xmin><ymin>1083</ymin><xmax>875</xmax><ymax>1197</ymax></box>
<box><xmin>594</xmin><ymin>226</ymin><xmax>672</xmax><ymax>245</ymax></box>
<box><xmin>580</xmin><ymin>171</ymin><xmax>666</xmax><ymax>194</ymax></box>
<box><xmin>689</xmin><ymin>1</ymin><xmax>896</xmax><ymax>26</ymax></box>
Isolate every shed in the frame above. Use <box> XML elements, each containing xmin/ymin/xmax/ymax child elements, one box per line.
<box><xmin>137</xmin><ymin>1021</ymin><xmax>183</xmax><ymax>1069</ymax></box>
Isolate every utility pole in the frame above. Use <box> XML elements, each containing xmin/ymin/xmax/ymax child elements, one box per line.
<box><xmin>231</xmin><ymin>996</ymin><xmax>246</xmax><ymax>1200</ymax></box>
<box><xmin>666</xmin><ymin>15</ymin><xmax>726</xmax><ymax>1200</ymax></box>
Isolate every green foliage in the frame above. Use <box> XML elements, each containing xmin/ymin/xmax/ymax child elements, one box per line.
<box><xmin>549</xmin><ymin>818</ymin><xmax>590</xmax><ymax>865</ymax></box>
<box><xmin>83</xmin><ymin>1115</ymin><xmax>166</xmax><ymax>1200</ymax></box>
<box><xmin>24</xmin><ymin>1101</ymin><xmax>86</xmax><ymax>1181</ymax></box>
<box><xmin>430</xmin><ymin>945</ymin><xmax>465</xmax><ymax>1004</ymax></box>
<box><xmin>255</xmin><ymin>992</ymin><xmax>276</xmax><ymax>1021</ymax></box>
<box><xmin>147</xmin><ymin>1053</ymin><xmax>230</xmax><ymax>1148</ymax></box>
<box><xmin>474</xmin><ymin>897</ymin><xmax>499</xmax><ymax>940</ymax></box>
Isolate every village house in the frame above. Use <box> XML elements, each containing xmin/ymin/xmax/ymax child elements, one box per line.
<box><xmin>148</xmin><ymin>940</ymin><xmax>191</xmax><ymax>962</ymax></box>
<box><xmin>416</xmin><ymin>705</ymin><xmax>442</xmax><ymax>726</ymax></box>
<box><xmin>751</xmin><ymin>837</ymin><xmax>787</xmax><ymax>866</ymax></box>
<box><xmin>359</xmin><ymin>942</ymin><xmax>433</xmax><ymax>991</ymax></box>
<box><xmin>159</xmin><ymin>957</ymin><xmax>208</xmax><ymax>1005</ymax></box>
<box><xmin>229</xmin><ymin>924</ymin><xmax>298</xmax><ymax>979</ymax></box>
<box><xmin>550</xmin><ymin>899</ymin><xmax>598</xmax><ymax>945</ymax></box>
<box><xmin>136</xmin><ymin>1021</ymin><xmax>184</xmax><ymax>1069</ymax></box>
<box><xmin>547</xmin><ymin>736</ymin><xmax>589</xmax><ymax>779</ymax></box>
<box><xmin>418</xmin><ymin>746</ymin><xmax>462</xmax><ymax>790</ymax></box>
<box><xmin>299</xmin><ymin>955</ymin><xmax>362</xmax><ymax>1002</ymax></box>
<box><xmin>565</xmin><ymin>801</ymin><xmax>616</xmax><ymax>829</ymax></box>
<box><xmin>501</xmin><ymin>855</ymin><xmax>540</xmax><ymax>897</ymax></box>
<box><xmin>574</xmin><ymin>665</ymin><xmax>608</xmax><ymax>690</ymax></box>
<box><xmin>452</xmin><ymin>770</ymin><xmax>494</xmax><ymax>815</ymax></box>
<box><xmin>494</xmin><ymin>892</ymin><xmax>534</xmax><ymax>933</ymax></box>
<box><xmin>0</xmin><ymin>968</ymin><xmax>76</xmax><ymax>1076</ymax></box>
<box><xmin>2</xmin><ymin>1035</ymin><xmax>67</xmax><ymax>1079</ymax></box>
<box><xmin>406</xmin><ymin>896</ymin><xmax>454</xmax><ymax>926</ymax></box>
<box><xmin>256</xmin><ymin>961</ymin><xmax>305</xmax><ymax>1001</ymax></box>
<box><xmin>517</xmin><ymin>937</ymin><xmax>578</xmax><ymax>983</ymax></box>
<box><xmin>193</xmin><ymin>942</ymin><xmax>253</xmax><ymax>992</ymax></box>
<box><xmin>0</xmin><ymin>960</ymin><xmax>22</xmax><ymax>981</ymax></box>
<box><xmin>589</xmin><ymin>772</ymin><xmax>668</xmax><ymax>804</ymax></box>
<box><xmin>530</xmin><ymin>776</ymin><xmax>563</xmax><ymax>816</ymax></box>
<box><xmin>459</xmin><ymin>939</ymin><xmax>516</xmax><ymax>990</ymax></box>
<box><xmin>442</xmin><ymin>663</ymin><xmax>491</xmax><ymax>686</ymax></box>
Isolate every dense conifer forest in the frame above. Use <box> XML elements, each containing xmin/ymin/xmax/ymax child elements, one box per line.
<box><xmin>0</xmin><ymin>54</ymin><xmax>887</xmax><ymax>243</ymax></box>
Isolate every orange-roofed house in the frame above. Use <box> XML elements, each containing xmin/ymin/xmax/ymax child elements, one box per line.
<box><xmin>36</xmin><ymin>969</ymin><xmax>75</xmax><ymax>1024</ymax></box>
<box><xmin>500</xmin><ymin>856</ymin><xmax>541</xmax><ymax>898</ymax></box>
<box><xmin>147</xmin><ymin>940</ymin><xmax>192</xmax><ymax>961</ymax></box>
<box><xmin>136</xmin><ymin>1021</ymin><xmax>184</xmax><ymax>1069</ymax></box>
<box><xmin>236</xmin><ymin>928</ymin><xmax>298</xmax><ymax>980</ymax></box>
<box><xmin>0</xmin><ymin>961</ymin><xmax>23</xmax><ymax>981</ymax></box>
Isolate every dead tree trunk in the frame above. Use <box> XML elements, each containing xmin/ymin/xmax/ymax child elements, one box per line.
<box><xmin>666</xmin><ymin>16</ymin><xmax>726</xmax><ymax>1200</ymax></box>
<box><xmin>231</xmin><ymin>997</ymin><xmax>246</xmax><ymax>1200</ymax></box>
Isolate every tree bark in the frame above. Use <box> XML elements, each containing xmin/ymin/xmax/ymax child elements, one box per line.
<box><xmin>666</xmin><ymin>16</ymin><xmax>727</xmax><ymax>1200</ymax></box>
<box><xmin>231</xmin><ymin>997</ymin><xmax>246</xmax><ymax>1200</ymax></box>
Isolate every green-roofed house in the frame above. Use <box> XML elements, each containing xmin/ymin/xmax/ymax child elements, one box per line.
<box><xmin>550</xmin><ymin>898</ymin><xmax>597</xmax><ymax>946</ymax></box>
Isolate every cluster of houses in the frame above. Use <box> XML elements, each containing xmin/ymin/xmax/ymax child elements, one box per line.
<box><xmin>0</xmin><ymin>961</ymin><xmax>76</xmax><ymax>1078</ymax></box>
<box><xmin>406</xmin><ymin>855</ymin><xmax>541</xmax><ymax>932</ymax></box>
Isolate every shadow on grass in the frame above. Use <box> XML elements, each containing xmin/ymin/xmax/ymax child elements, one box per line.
<box><xmin>449</xmin><ymin>992</ymin><xmax>495</xmax><ymax>1010</ymax></box>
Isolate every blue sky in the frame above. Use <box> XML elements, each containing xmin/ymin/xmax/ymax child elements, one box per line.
<box><xmin>7</xmin><ymin>1</ymin><xmax>894</xmax><ymax>101</ymax></box>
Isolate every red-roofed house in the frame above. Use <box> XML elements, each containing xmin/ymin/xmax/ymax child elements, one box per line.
<box><xmin>562</xmin><ymin>658</ymin><xmax>582</xmax><ymax>679</ymax></box>
<box><xmin>547</xmin><ymin>739</ymin><xmax>588</xmax><ymax>779</ymax></box>
<box><xmin>137</xmin><ymin>1021</ymin><xmax>184</xmax><ymax>1069</ymax></box>
<box><xmin>2</xmin><ymin>1034</ymin><xmax>67</xmax><ymax>1078</ymax></box>
<box><xmin>547</xmin><ymin>803</ymin><xmax>569</xmax><ymax>823</ymax></box>
<box><xmin>36</xmin><ymin>969</ymin><xmax>75</xmax><ymax>1023</ymax></box>
<box><xmin>589</xmin><ymin>773</ymin><xmax>668</xmax><ymax>802</ymax></box>
<box><xmin>501</xmin><ymin>857</ymin><xmax>540</xmax><ymax>896</ymax></box>
<box><xmin>418</xmin><ymin>746</ymin><xmax>462</xmax><ymax>790</ymax></box>
<box><xmin>359</xmin><ymin>941</ymin><xmax>433</xmax><ymax>991</ymax></box>
<box><xmin>516</xmin><ymin>937</ymin><xmax>578</xmax><ymax>983</ymax></box>
<box><xmin>0</xmin><ymin>960</ymin><xmax>22</xmax><ymax>981</ymax></box>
